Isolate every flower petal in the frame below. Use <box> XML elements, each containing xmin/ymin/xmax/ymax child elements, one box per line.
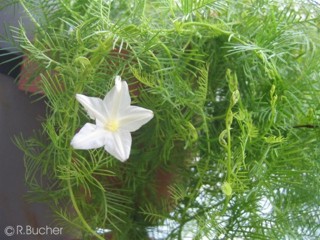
<box><xmin>76</xmin><ymin>94</ymin><xmax>107</xmax><ymax>123</ymax></box>
<box><xmin>118</xmin><ymin>106</ymin><xmax>154</xmax><ymax>132</ymax></box>
<box><xmin>103</xmin><ymin>76</ymin><xmax>131</xmax><ymax>118</ymax></box>
<box><xmin>71</xmin><ymin>123</ymin><xmax>107</xmax><ymax>149</ymax></box>
<box><xmin>104</xmin><ymin>131</ymin><xmax>132</xmax><ymax>162</ymax></box>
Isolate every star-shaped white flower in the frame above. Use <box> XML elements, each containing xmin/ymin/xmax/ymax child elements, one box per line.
<box><xmin>71</xmin><ymin>76</ymin><xmax>153</xmax><ymax>162</ymax></box>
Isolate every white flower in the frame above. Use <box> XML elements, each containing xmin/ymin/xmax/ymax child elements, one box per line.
<box><xmin>71</xmin><ymin>76</ymin><xmax>153</xmax><ymax>162</ymax></box>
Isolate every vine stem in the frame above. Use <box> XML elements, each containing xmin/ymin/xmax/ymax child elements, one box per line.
<box><xmin>226</xmin><ymin>124</ymin><xmax>232</xmax><ymax>183</ymax></box>
<box><xmin>20</xmin><ymin>0</ymin><xmax>41</xmax><ymax>29</ymax></box>
<box><xmin>67</xmin><ymin>179</ymin><xmax>104</xmax><ymax>240</ymax></box>
<box><xmin>67</xmin><ymin>93</ymin><xmax>104</xmax><ymax>240</ymax></box>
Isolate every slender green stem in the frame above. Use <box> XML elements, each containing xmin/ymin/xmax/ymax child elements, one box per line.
<box><xmin>67</xmin><ymin>97</ymin><xmax>104</xmax><ymax>240</ymax></box>
<box><xmin>226</xmin><ymin>124</ymin><xmax>232</xmax><ymax>183</ymax></box>
<box><xmin>67</xmin><ymin>179</ymin><xmax>104</xmax><ymax>240</ymax></box>
<box><xmin>19</xmin><ymin>0</ymin><xmax>41</xmax><ymax>29</ymax></box>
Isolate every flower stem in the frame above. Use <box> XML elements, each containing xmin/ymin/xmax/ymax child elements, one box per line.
<box><xmin>67</xmin><ymin>95</ymin><xmax>104</xmax><ymax>240</ymax></box>
<box><xmin>67</xmin><ymin>179</ymin><xmax>104</xmax><ymax>240</ymax></box>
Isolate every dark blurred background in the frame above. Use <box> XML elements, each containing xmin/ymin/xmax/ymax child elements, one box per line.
<box><xmin>0</xmin><ymin>49</ymin><xmax>70</xmax><ymax>239</ymax></box>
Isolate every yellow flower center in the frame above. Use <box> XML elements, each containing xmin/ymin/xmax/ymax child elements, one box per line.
<box><xmin>105</xmin><ymin>120</ymin><xmax>119</xmax><ymax>132</ymax></box>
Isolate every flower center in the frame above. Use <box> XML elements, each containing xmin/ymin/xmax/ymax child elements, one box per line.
<box><xmin>104</xmin><ymin>120</ymin><xmax>119</xmax><ymax>132</ymax></box>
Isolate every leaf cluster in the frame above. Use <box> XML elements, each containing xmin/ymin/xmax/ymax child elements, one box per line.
<box><xmin>1</xmin><ymin>0</ymin><xmax>320</xmax><ymax>239</ymax></box>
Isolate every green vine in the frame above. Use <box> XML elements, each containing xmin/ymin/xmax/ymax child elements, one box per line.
<box><xmin>2</xmin><ymin>0</ymin><xmax>319</xmax><ymax>239</ymax></box>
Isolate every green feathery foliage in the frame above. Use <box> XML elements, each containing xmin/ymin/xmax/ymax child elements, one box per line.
<box><xmin>1</xmin><ymin>0</ymin><xmax>320</xmax><ymax>239</ymax></box>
